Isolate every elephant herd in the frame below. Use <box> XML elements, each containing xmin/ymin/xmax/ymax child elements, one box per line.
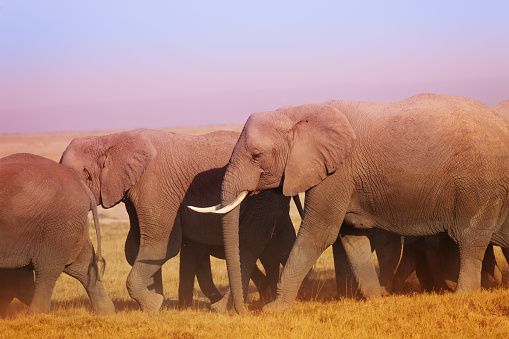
<box><xmin>1</xmin><ymin>93</ymin><xmax>509</xmax><ymax>316</ymax></box>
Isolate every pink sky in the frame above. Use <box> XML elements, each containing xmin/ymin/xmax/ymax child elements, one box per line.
<box><xmin>1</xmin><ymin>1</ymin><xmax>509</xmax><ymax>134</ymax></box>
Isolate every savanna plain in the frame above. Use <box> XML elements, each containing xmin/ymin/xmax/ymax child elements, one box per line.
<box><xmin>1</xmin><ymin>126</ymin><xmax>509</xmax><ymax>338</ymax></box>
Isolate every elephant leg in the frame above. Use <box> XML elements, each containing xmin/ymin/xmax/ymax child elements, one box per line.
<box><xmin>332</xmin><ymin>235</ymin><xmax>359</xmax><ymax>299</ymax></box>
<box><xmin>0</xmin><ymin>267</ymin><xmax>34</xmax><ymax>317</ymax></box>
<box><xmin>374</xmin><ymin>230</ymin><xmax>402</xmax><ymax>295</ymax></box>
<box><xmin>339</xmin><ymin>229</ymin><xmax>382</xmax><ymax>299</ymax></box>
<box><xmin>16</xmin><ymin>267</ymin><xmax>35</xmax><ymax>306</ymax></box>
<box><xmin>30</xmin><ymin>265</ymin><xmax>64</xmax><ymax>313</ymax></box>
<box><xmin>481</xmin><ymin>244</ymin><xmax>502</xmax><ymax>286</ymax></box>
<box><xmin>501</xmin><ymin>247</ymin><xmax>509</xmax><ymax>266</ymax></box>
<box><xmin>455</xmin><ymin>235</ymin><xmax>492</xmax><ymax>292</ymax></box>
<box><xmin>264</xmin><ymin>186</ymin><xmax>349</xmax><ymax>312</ymax></box>
<box><xmin>392</xmin><ymin>242</ymin><xmax>419</xmax><ymax>293</ymax></box>
<box><xmin>0</xmin><ymin>295</ymin><xmax>13</xmax><ymax>318</ymax></box>
<box><xmin>63</xmin><ymin>240</ymin><xmax>115</xmax><ymax>315</ymax></box>
<box><xmin>415</xmin><ymin>252</ymin><xmax>437</xmax><ymax>293</ymax></box>
<box><xmin>211</xmin><ymin>252</ymin><xmax>259</xmax><ymax>313</ymax></box>
<box><xmin>125</xmin><ymin>200</ymin><xmax>181</xmax><ymax>312</ymax></box>
<box><xmin>421</xmin><ymin>235</ymin><xmax>448</xmax><ymax>291</ymax></box>
<box><xmin>125</xmin><ymin>215</ymin><xmax>164</xmax><ymax>297</ymax></box>
<box><xmin>257</xmin><ymin>254</ymin><xmax>279</xmax><ymax>302</ymax></box>
<box><xmin>428</xmin><ymin>236</ymin><xmax>458</xmax><ymax>291</ymax></box>
<box><xmin>0</xmin><ymin>269</ymin><xmax>16</xmax><ymax>317</ymax></box>
<box><xmin>249</xmin><ymin>263</ymin><xmax>269</xmax><ymax>298</ymax></box>
<box><xmin>195</xmin><ymin>253</ymin><xmax>222</xmax><ymax>304</ymax></box>
<box><xmin>257</xmin><ymin>213</ymin><xmax>298</xmax><ymax>302</ymax></box>
<box><xmin>178</xmin><ymin>240</ymin><xmax>208</xmax><ymax>308</ymax></box>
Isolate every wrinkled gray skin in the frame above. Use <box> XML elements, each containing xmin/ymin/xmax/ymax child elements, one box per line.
<box><xmin>214</xmin><ymin>94</ymin><xmax>509</xmax><ymax>313</ymax></box>
<box><xmin>381</xmin><ymin>99</ymin><xmax>509</xmax><ymax>295</ymax></box>
<box><xmin>0</xmin><ymin>153</ymin><xmax>114</xmax><ymax>315</ymax></box>
<box><xmin>60</xmin><ymin>129</ymin><xmax>298</xmax><ymax>312</ymax></box>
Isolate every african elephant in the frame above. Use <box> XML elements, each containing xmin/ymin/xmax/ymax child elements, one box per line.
<box><xmin>0</xmin><ymin>153</ymin><xmax>114</xmax><ymax>315</ymax></box>
<box><xmin>60</xmin><ymin>129</ymin><xmax>300</xmax><ymax>312</ymax></box>
<box><xmin>192</xmin><ymin>93</ymin><xmax>509</xmax><ymax>313</ymax></box>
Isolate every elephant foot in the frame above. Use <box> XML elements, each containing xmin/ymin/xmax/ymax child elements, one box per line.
<box><xmin>210</xmin><ymin>291</ymin><xmax>233</xmax><ymax>313</ymax></box>
<box><xmin>94</xmin><ymin>299</ymin><xmax>116</xmax><ymax>315</ymax></box>
<box><xmin>444</xmin><ymin>279</ymin><xmax>457</xmax><ymax>291</ymax></box>
<box><xmin>262</xmin><ymin>299</ymin><xmax>292</xmax><ymax>312</ymax></box>
<box><xmin>380</xmin><ymin>286</ymin><xmax>390</xmax><ymax>297</ymax></box>
<box><xmin>139</xmin><ymin>292</ymin><xmax>163</xmax><ymax>313</ymax></box>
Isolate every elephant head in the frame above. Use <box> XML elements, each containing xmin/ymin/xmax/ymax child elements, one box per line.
<box><xmin>191</xmin><ymin>103</ymin><xmax>356</xmax><ymax>313</ymax></box>
<box><xmin>60</xmin><ymin>129</ymin><xmax>157</xmax><ymax>208</ymax></box>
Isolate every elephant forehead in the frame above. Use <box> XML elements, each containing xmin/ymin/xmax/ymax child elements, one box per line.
<box><xmin>244</xmin><ymin>111</ymin><xmax>292</xmax><ymax>146</ymax></box>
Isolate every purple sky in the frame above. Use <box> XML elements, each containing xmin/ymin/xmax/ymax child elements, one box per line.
<box><xmin>1</xmin><ymin>1</ymin><xmax>509</xmax><ymax>134</ymax></box>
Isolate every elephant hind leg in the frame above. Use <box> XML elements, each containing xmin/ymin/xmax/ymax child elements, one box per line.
<box><xmin>0</xmin><ymin>267</ymin><xmax>35</xmax><ymax>317</ymax></box>
<box><xmin>63</xmin><ymin>240</ymin><xmax>115</xmax><ymax>315</ymax></box>
<box><xmin>454</xmin><ymin>235</ymin><xmax>492</xmax><ymax>292</ymax></box>
<box><xmin>30</xmin><ymin>266</ymin><xmax>64</xmax><ymax>313</ymax></box>
<box><xmin>481</xmin><ymin>244</ymin><xmax>502</xmax><ymax>286</ymax></box>
<box><xmin>195</xmin><ymin>255</ymin><xmax>222</xmax><ymax>304</ymax></box>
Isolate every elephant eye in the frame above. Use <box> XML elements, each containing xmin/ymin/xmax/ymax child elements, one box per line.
<box><xmin>251</xmin><ymin>152</ymin><xmax>262</xmax><ymax>161</ymax></box>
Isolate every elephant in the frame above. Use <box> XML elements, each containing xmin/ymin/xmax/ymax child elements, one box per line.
<box><xmin>60</xmin><ymin>129</ymin><xmax>301</xmax><ymax>312</ymax></box>
<box><xmin>191</xmin><ymin>93</ymin><xmax>509</xmax><ymax>313</ymax></box>
<box><xmin>0</xmin><ymin>153</ymin><xmax>114</xmax><ymax>315</ymax></box>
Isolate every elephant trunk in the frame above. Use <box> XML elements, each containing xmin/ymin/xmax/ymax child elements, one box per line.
<box><xmin>221</xmin><ymin>186</ymin><xmax>248</xmax><ymax>314</ymax></box>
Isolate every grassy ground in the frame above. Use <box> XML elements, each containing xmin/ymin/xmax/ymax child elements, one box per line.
<box><xmin>2</xmin><ymin>127</ymin><xmax>509</xmax><ymax>337</ymax></box>
<box><xmin>2</xmin><ymin>212</ymin><xmax>509</xmax><ymax>338</ymax></box>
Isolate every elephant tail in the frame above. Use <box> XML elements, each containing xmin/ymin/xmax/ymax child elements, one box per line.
<box><xmin>80</xmin><ymin>180</ymin><xmax>106</xmax><ymax>280</ymax></box>
<box><xmin>90</xmin><ymin>195</ymin><xmax>106</xmax><ymax>280</ymax></box>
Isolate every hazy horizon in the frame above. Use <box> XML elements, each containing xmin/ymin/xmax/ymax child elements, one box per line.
<box><xmin>1</xmin><ymin>1</ymin><xmax>509</xmax><ymax>134</ymax></box>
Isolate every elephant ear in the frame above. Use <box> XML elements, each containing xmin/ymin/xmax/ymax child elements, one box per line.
<box><xmin>283</xmin><ymin>104</ymin><xmax>356</xmax><ymax>196</ymax></box>
<box><xmin>100</xmin><ymin>130</ymin><xmax>157</xmax><ymax>208</ymax></box>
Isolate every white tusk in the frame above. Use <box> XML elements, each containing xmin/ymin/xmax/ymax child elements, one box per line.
<box><xmin>187</xmin><ymin>204</ymin><xmax>222</xmax><ymax>213</ymax></box>
<box><xmin>187</xmin><ymin>191</ymin><xmax>249</xmax><ymax>214</ymax></box>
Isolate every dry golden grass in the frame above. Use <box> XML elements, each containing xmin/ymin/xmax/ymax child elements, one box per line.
<box><xmin>2</xmin><ymin>126</ymin><xmax>509</xmax><ymax>338</ymax></box>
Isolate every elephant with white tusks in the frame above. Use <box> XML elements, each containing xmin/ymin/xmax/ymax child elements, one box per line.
<box><xmin>60</xmin><ymin>129</ymin><xmax>300</xmax><ymax>312</ymax></box>
<box><xmin>191</xmin><ymin>93</ymin><xmax>509</xmax><ymax>314</ymax></box>
<box><xmin>0</xmin><ymin>153</ymin><xmax>114</xmax><ymax>316</ymax></box>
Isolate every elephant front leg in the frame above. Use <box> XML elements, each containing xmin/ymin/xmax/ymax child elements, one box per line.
<box><xmin>127</xmin><ymin>260</ymin><xmax>165</xmax><ymax>312</ymax></box>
